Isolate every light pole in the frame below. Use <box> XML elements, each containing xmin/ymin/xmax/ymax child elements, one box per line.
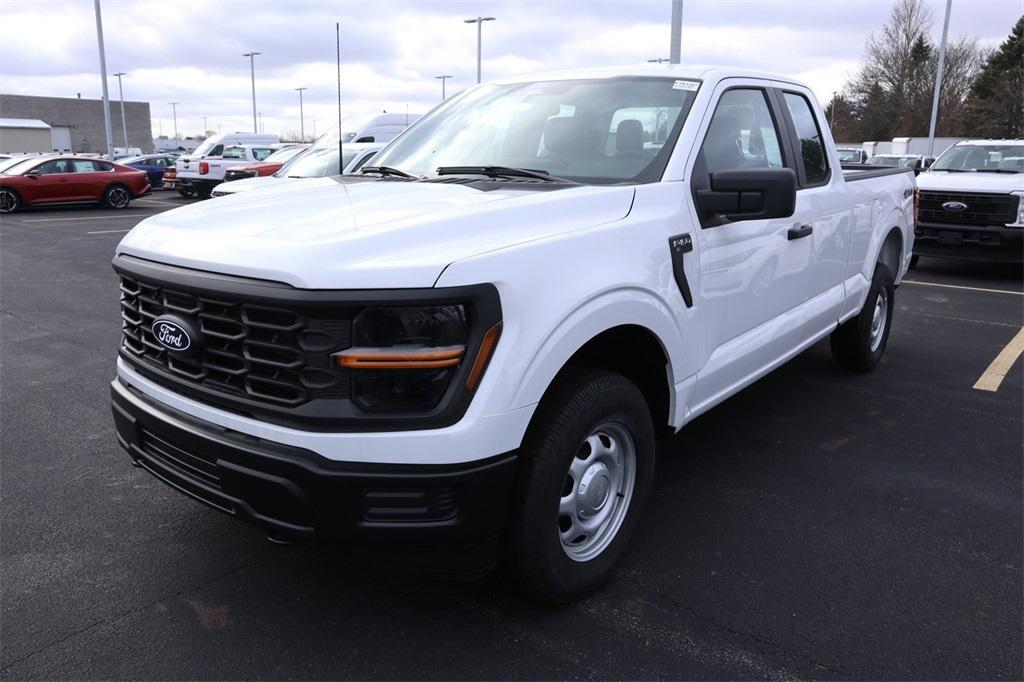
<box><xmin>202</xmin><ymin>115</ymin><xmax>208</xmax><ymax>134</ymax></box>
<box><xmin>669</xmin><ymin>0</ymin><xmax>683</xmax><ymax>64</ymax></box>
<box><xmin>434</xmin><ymin>75</ymin><xmax>452</xmax><ymax>100</ymax></box>
<box><xmin>168</xmin><ymin>102</ymin><xmax>179</xmax><ymax>140</ymax></box>
<box><xmin>927</xmin><ymin>0</ymin><xmax>953</xmax><ymax>156</ymax></box>
<box><xmin>463</xmin><ymin>16</ymin><xmax>495</xmax><ymax>84</ymax></box>
<box><xmin>112</xmin><ymin>71</ymin><xmax>128</xmax><ymax>148</ymax></box>
<box><xmin>259</xmin><ymin>112</ymin><xmax>263</xmax><ymax>134</ymax></box>
<box><xmin>92</xmin><ymin>0</ymin><xmax>114</xmax><ymax>158</ymax></box>
<box><xmin>242</xmin><ymin>51</ymin><xmax>261</xmax><ymax>133</ymax></box>
<box><xmin>295</xmin><ymin>87</ymin><xmax>307</xmax><ymax>140</ymax></box>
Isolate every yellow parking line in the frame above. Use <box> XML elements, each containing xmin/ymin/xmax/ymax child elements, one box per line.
<box><xmin>903</xmin><ymin>280</ymin><xmax>1023</xmax><ymax>297</ymax></box>
<box><xmin>973</xmin><ymin>327</ymin><xmax>1024</xmax><ymax>392</ymax></box>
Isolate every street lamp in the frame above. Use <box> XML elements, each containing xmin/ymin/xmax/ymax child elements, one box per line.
<box><xmin>112</xmin><ymin>71</ymin><xmax>128</xmax><ymax>148</ymax></box>
<box><xmin>92</xmin><ymin>0</ymin><xmax>114</xmax><ymax>159</ymax></box>
<box><xmin>242</xmin><ymin>51</ymin><xmax>261</xmax><ymax>133</ymax></box>
<box><xmin>434</xmin><ymin>75</ymin><xmax>452</xmax><ymax>100</ymax></box>
<box><xmin>168</xmin><ymin>102</ymin><xmax>179</xmax><ymax>140</ymax></box>
<box><xmin>295</xmin><ymin>87</ymin><xmax>307</xmax><ymax>141</ymax></box>
<box><xmin>463</xmin><ymin>16</ymin><xmax>495</xmax><ymax>84</ymax></box>
<box><xmin>202</xmin><ymin>115</ymin><xmax>208</xmax><ymax>134</ymax></box>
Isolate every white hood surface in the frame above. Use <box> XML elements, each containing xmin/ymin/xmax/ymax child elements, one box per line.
<box><xmin>917</xmin><ymin>171</ymin><xmax>1024</xmax><ymax>193</ymax></box>
<box><xmin>118</xmin><ymin>179</ymin><xmax>635</xmax><ymax>288</ymax></box>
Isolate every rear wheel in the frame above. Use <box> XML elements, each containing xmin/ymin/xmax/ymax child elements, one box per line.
<box><xmin>831</xmin><ymin>263</ymin><xmax>895</xmax><ymax>372</ymax></box>
<box><xmin>177</xmin><ymin>189</ymin><xmax>195</xmax><ymax>198</ymax></box>
<box><xmin>0</xmin><ymin>188</ymin><xmax>19</xmax><ymax>214</ymax></box>
<box><xmin>195</xmin><ymin>186</ymin><xmax>213</xmax><ymax>199</ymax></box>
<box><xmin>507</xmin><ymin>368</ymin><xmax>655</xmax><ymax>603</ymax></box>
<box><xmin>104</xmin><ymin>184</ymin><xmax>131</xmax><ymax>209</ymax></box>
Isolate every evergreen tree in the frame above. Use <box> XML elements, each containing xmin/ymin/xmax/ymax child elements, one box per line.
<box><xmin>967</xmin><ymin>16</ymin><xmax>1023</xmax><ymax>138</ymax></box>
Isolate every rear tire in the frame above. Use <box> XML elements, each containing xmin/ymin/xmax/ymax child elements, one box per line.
<box><xmin>104</xmin><ymin>184</ymin><xmax>131</xmax><ymax>209</ymax></box>
<box><xmin>195</xmin><ymin>186</ymin><xmax>213</xmax><ymax>200</ymax></box>
<box><xmin>177</xmin><ymin>189</ymin><xmax>195</xmax><ymax>198</ymax></box>
<box><xmin>831</xmin><ymin>263</ymin><xmax>895</xmax><ymax>372</ymax></box>
<box><xmin>0</xmin><ymin>187</ymin><xmax>19</xmax><ymax>214</ymax></box>
<box><xmin>507</xmin><ymin>368</ymin><xmax>656</xmax><ymax>603</ymax></box>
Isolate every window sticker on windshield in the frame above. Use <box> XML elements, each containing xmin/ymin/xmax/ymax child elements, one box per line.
<box><xmin>672</xmin><ymin>80</ymin><xmax>699</xmax><ymax>91</ymax></box>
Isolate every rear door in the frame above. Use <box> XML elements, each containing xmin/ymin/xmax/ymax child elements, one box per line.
<box><xmin>69</xmin><ymin>159</ymin><xmax>106</xmax><ymax>200</ymax></box>
<box><xmin>773</xmin><ymin>88</ymin><xmax>851</xmax><ymax>330</ymax></box>
<box><xmin>686</xmin><ymin>82</ymin><xmax>817</xmax><ymax>408</ymax></box>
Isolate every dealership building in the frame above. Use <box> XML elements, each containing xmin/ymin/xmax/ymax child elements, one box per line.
<box><xmin>0</xmin><ymin>93</ymin><xmax>153</xmax><ymax>154</ymax></box>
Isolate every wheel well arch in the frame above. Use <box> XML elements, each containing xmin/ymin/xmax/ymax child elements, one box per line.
<box><xmin>542</xmin><ymin>324</ymin><xmax>673</xmax><ymax>434</ymax></box>
<box><xmin>878</xmin><ymin>226</ymin><xmax>903</xmax><ymax>277</ymax></box>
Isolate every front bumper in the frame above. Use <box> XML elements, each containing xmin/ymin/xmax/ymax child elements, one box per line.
<box><xmin>914</xmin><ymin>221</ymin><xmax>1023</xmax><ymax>263</ymax></box>
<box><xmin>111</xmin><ymin>378</ymin><xmax>519</xmax><ymax>550</ymax></box>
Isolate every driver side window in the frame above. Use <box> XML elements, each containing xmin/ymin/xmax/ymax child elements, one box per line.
<box><xmin>37</xmin><ymin>159</ymin><xmax>71</xmax><ymax>174</ymax></box>
<box><xmin>699</xmin><ymin>89</ymin><xmax>785</xmax><ymax>178</ymax></box>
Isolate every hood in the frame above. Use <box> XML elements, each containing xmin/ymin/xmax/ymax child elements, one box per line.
<box><xmin>917</xmin><ymin>171</ymin><xmax>1024</xmax><ymax>193</ymax></box>
<box><xmin>213</xmin><ymin>175</ymin><xmax>296</xmax><ymax>194</ymax></box>
<box><xmin>117</xmin><ymin>179</ymin><xmax>635</xmax><ymax>288</ymax></box>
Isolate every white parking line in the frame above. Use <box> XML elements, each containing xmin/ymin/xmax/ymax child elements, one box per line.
<box><xmin>21</xmin><ymin>214</ymin><xmax>143</xmax><ymax>223</ymax></box>
<box><xmin>903</xmin><ymin>279</ymin><xmax>1023</xmax><ymax>297</ymax></box>
<box><xmin>974</xmin><ymin>327</ymin><xmax>1024</xmax><ymax>392</ymax></box>
<box><xmin>86</xmin><ymin>228</ymin><xmax>132</xmax><ymax>234</ymax></box>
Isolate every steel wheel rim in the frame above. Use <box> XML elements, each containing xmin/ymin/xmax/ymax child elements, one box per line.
<box><xmin>558</xmin><ymin>421</ymin><xmax>637</xmax><ymax>563</ymax></box>
<box><xmin>870</xmin><ymin>287</ymin><xmax>888</xmax><ymax>352</ymax></box>
<box><xmin>109</xmin><ymin>188</ymin><xmax>129</xmax><ymax>208</ymax></box>
<box><xmin>0</xmin><ymin>190</ymin><xmax>15</xmax><ymax>213</ymax></box>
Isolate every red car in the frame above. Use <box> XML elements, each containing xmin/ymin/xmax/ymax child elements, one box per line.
<box><xmin>0</xmin><ymin>156</ymin><xmax>150</xmax><ymax>214</ymax></box>
<box><xmin>222</xmin><ymin>145</ymin><xmax>309</xmax><ymax>182</ymax></box>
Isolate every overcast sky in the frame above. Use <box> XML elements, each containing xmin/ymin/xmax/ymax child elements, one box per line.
<box><xmin>1</xmin><ymin>0</ymin><xmax>1019</xmax><ymax>140</ymax></box>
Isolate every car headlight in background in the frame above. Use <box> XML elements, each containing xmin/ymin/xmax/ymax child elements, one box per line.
<box><xmin>1008</xmin><ymin>191</ymin><xmax>1024</xmax><ymax>228</ymax></box>
<box><xmin>335</xmin><ymin>305</ymin><xmax>499</xmax><ymax>412</ymax></box>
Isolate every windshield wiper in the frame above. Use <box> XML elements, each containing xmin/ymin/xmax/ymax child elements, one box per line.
<box><xmin>360</xmin><ymin>165</ymin><xmax>419</xmax><ymax>179</ymax></box>
<box><xmin>435</xmin><ymin>165</ymin><xmax>578</xmax><ymax>184</ymax></box>
<box><xmin>974</xmin><ymin>168</ymin><xmax>1020</xmax><ymax>174</ymax></box>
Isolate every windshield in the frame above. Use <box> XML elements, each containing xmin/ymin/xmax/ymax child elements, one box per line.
<box><xmin>119</xmin><ymin>156</ymin><xmax>147</xmax><ymax>164</ymax></box>
<box><xmin>931</xmin><ymin>144</ymin><xmax>1023</xmax><ymax>173</ymax></box>
<box><xmin>276</xmin><ymin>147</ymin><xmax>361</xmax><ymax>177</ymax></box>
<box><xmin>370</xmin><ymin>77</ymin><xmax>699</xmax><ymax>184</ymax></box>
<box><xmin>0</xmin><ymin>157</ymin><xmax>45</xmax><ymax>175</ymax></box>
<box><xmin>191</xmin><ymin>138</ymin><xmax>220</xmax><ymax>157</ymax></box>
<box><xmin>867</xmin><ymin>155</ymin><xmax>916</xmax><ymax>167</ymax></box>
<box><xmin>263</xmin><ymin>146</ymin><xmax>306</xmax><ymax>164</ymax></box>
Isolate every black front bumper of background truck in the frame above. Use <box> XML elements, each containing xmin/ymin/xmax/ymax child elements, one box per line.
<box><xmin>110</xmin><ymin>379</ymin><xmax>518</xmax><ymax>568</ymax></box>
<box><xmin>914</xmin><ymin>221</ymin><xmax>1023</xmax><ymax>263</ymax></box>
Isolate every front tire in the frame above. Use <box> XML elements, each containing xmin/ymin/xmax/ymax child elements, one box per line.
<box><xmin>104</xmin><ymin>184</ymin><xmax>131</xmax><ymax>209</ymax></box>
<box><xmin>0</xmin><ymin>187</ymin><xmax>19</xmax><ymax>214</ymax></box>
<box><xmin>177</xmin><ymin>189</ymin><xmax>195</xmax><ymax>198</ymax></box>
<box><xmin>831</xmin><ymin>263</ymin><xmax>895</xmax><ymax>372</ymax></box>
<box><xmin>507</xmin><ymin>368</ymin><xmax>655</xmax><ymax>603</ymax></box>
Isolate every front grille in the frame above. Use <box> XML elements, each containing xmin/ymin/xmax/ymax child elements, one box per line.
<box><xmin>119</xmin><ymin>273</ymin><xmax>351</xmax><ymax>408</ymax></box>
<box><xmin>919</xmin><ymin>191</ymin><xmax>1019</xmax><ymax>227</ymax></box>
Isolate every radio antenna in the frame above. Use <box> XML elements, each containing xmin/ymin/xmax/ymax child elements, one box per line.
<box><xmin>336</xmin><ymin>21</ymin><xmax>343</xmax><ymax>175</ymax></box>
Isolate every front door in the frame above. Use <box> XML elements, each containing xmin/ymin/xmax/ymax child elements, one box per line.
<box><xmin>26</xmin><ymin>159</ymin><xmax>75</xmax><ymax>203</ymax></box>
<box><xmin>686</xmin><ymin>84</ymin><xmax>816</xmax><ymax>409</ymax></box>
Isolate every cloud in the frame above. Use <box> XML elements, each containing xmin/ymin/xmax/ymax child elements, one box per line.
<box><xmin>1</xmin><ymin>0</ymin><xmax>1019</xmax><ymax>138</ymax></box>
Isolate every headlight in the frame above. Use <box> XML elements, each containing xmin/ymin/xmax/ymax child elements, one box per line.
<box><xmin>1008</xmin><ymin>191</ymin><xmax>1024</xmax><ymax>228</ymax></box>
<box><xmin>336</xmin><ymin>306</ymin><xmax>471</xmax><ymax>412</ymax></box>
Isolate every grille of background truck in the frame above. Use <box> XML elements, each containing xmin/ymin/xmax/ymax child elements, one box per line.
<box><xmin>918</xmin><ymin>191</ymin><xmax>1019</xmax><ymax>227</ymax></box>
<box><xmin>118</xmin><ymin>274</ymin><xmax>352</xmax><ymax>407</ymax></box>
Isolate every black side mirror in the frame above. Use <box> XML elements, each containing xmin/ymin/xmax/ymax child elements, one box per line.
<box><xmin>697</xmin><ymin>168</ymin><xmax>797</xmax><ymax>225</ymax></box>
<box><xmin>26</xmin><ymin>169</ymin><xmax>42</xmax><ymax>177</ymax></box>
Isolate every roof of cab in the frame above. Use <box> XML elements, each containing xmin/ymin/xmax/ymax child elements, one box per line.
<box><xmin>490</xmin><ymin>63</ymin><xmax>808</xmax><ymax>88</ymax></box>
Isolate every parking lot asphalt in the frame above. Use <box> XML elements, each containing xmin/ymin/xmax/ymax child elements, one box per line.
<box><xmin>2</xmin><ymin>197</ymin><xmax>1021</xmax><ymax>681</ymax></box>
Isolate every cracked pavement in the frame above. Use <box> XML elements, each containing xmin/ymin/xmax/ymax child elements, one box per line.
<box><xmin>2</xmin><ymin>199</ymin><xmax>1021</xmax><ymax>680</ymax></box>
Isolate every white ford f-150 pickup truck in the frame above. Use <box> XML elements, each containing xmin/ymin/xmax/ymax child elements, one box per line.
<box><xmin>111</xmin><ymin>65</ymin><xmax>915</xmax><ymax>601</ymax></box>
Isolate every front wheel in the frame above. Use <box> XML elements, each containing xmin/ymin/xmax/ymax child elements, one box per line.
<box><xmin>104</xmin><ymin>184</ymin><xmax>131</xmax><ymax>209</ymax></box>
<box><xmin>177</xmin><ymin>189</ymin><xmax>195</xmax><ymax>198</ymax></box>
<box><xmin>507</xmin><ymin>368</ymin><xmax>655</xmax><ymax>603</ymax></box>
<box><xmin>831</xmin><ymin>263</ymin><xmax>895</xmax><ymax>372</ymax></box>
<box><xmin>0</xmin><ymin>188</ymin><xmax>19</xmax><ymax>214</ymax></box>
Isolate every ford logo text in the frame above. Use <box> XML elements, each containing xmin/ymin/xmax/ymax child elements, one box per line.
<box><xmin>942</xmin><ymin>201</ymin><xmax>968</xmax><ymax>212</ymax></box>
<box><xmin>152</xmin><ymin>319</ymin><xmax>192</xmax><ymax>351</ymax></box>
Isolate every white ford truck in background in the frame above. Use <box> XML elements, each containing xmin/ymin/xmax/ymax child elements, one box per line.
<box><xmin>170</xmin><ymin>132</ymin><xmax>280</xmax><ymax>198</ymax></box>
<box><xmin>111</xmin><ymin>65</ymin><xmax>915</xmax><ymax>602</ymax></box>
<box><xmin>913</xmin><ymin>139</ymin><xmax>1023</xmax><ymax>264</ymax></box>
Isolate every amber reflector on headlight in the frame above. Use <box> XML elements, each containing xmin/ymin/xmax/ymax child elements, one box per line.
<box><xmin>336</xmin><ymin>346</ymin><xmax>465</xmax><ymax>370</ymax></box>
<box><xmin>466</xmin><ymin>322</ymin><xmax>502</xmax><ymax>391</ymax></box>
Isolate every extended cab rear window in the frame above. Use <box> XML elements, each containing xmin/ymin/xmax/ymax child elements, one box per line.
<box><xmin>782</xmin><ymin>93</ymin><xmax>829</xmax><ymax>186</ymax></box>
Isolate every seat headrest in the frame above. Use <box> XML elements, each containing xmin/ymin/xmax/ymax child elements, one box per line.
<box><xmin>616</xmin><ymin>119</ymin><xmax>644</xmax><ymax>155</ymax></box>
<box><xmin>543</xmin><ymin>116</ymin><xmax>586</xmax><ymax>155</ymax></box>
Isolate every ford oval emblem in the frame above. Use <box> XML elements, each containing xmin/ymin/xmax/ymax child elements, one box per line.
<box><xmin>942</xmin><ymin>201</ymin><xmax>968</xmax><ymax>212</ymax></box>
<box><xmin>152</xmin><ymin>318</ymin><xmax>192</xmax><ymax>352</ymax></box>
